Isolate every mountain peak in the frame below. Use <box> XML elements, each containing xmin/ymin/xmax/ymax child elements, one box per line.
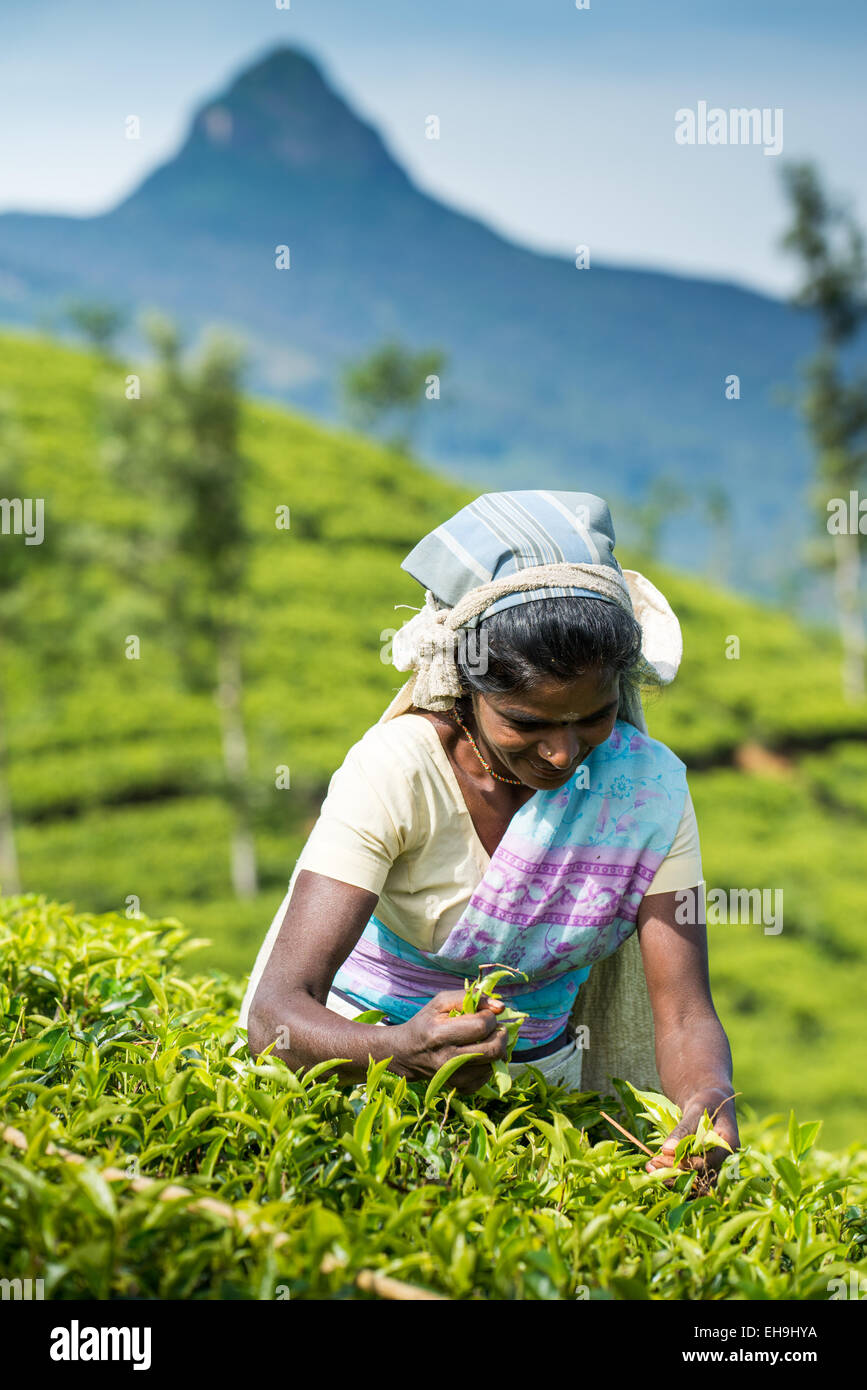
<box><xmin>186</xmin><ymin>45</ymin><xmax>398</xmax><ymax>180</ymax></box>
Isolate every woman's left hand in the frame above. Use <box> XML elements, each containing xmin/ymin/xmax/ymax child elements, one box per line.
<box><xmin>644</xmin><ymin>1087</ymin><xmax>739</xmax><ymax>1178</ymax></box>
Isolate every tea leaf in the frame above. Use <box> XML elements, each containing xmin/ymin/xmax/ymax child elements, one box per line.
<box><xmin>424</xmin><ymin>1053</ymin><xmax>484</xmax><ymax>1109</ymax></box>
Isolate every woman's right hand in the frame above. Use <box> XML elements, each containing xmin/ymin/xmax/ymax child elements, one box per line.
<box><xmin>390</xmin><ymin>990</ymin><xmax>511</xmax><ymax>1092</ymax></box>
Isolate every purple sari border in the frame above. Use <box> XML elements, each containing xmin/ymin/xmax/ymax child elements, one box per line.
<box><xmin>464</xmin><ymin>897</ymin><xmax>641</xmax><ymax>930</ymax></box>
<box><xmin>339</xmin><ymin>934</ymin><xmax>579</xmax><ymax>1002</ymax></box>
<box><xmin>495</xmin><ymin>847</ymin><xmax>666</xmax><ymax>883</ymax></box>
<box><xmin>498</xmin><ymin>838</ymin><xmax>667</xmax><ymax>871</ymax></box>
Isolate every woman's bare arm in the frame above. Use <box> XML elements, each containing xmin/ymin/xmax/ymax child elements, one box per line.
<box><xmin>637</xmin><ymin>886</ymin><xmax>739</xmax><ymax>1170</ymax></box>
<box><xmin>245</xmin><ymin>869</ymin><xmax>508</xmax><ymax>1090</ymax></box>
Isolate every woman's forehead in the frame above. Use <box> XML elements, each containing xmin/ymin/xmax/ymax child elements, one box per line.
<box><xmin>488</xmin><ymin>671</ymin><xmax>620</xmax><ymax>720</ymax></box>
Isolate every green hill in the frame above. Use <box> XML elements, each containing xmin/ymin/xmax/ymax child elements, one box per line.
<box><xmin>1</xmin><ymin>328</ymin><xmax>866</xmax><ymax>1147</ymax></box>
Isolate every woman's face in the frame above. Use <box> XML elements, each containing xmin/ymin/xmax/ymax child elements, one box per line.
<box><xmin>470</xmin><ymin>666</ymin><xmax>621</xmax><ymax>791</ymax></box>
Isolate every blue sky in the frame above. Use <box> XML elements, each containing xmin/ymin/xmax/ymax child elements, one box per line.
<box><xmin>2</xmin><ymin>0</ymin><xmax>865</xmax><ymax>296</ymax></box>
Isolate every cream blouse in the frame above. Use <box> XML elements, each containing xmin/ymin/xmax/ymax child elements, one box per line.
<box><xmin>240</xmin><ymin>713</ymin><xmax>703</xmax><ymax>1022</ymax></box>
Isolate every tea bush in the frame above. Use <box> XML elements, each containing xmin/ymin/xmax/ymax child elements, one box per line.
<box><xmin>1</xmin><ymin>896</ymin><xmax>864</xmax><ymax>1301</ymax></box>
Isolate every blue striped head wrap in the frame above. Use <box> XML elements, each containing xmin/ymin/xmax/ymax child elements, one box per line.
<box><xmin>401</xmin><ymin>490</ymin><xmax>621</xmax><ymax>624</ymax></box>
<box><xmin>384</xmin><ymin>489</ymin><xmax>682</xmax><ymax>720</ymax></box>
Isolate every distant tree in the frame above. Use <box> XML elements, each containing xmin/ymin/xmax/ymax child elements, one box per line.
<box><xmin>341</xmin><ymin>340</ymin><xmax>446</xmax><ymax>454</ymax></box>
<box><xmin>0</xmin><ymin>390</ymin><xmax>111</xmax><ymax>896</ymax></box>
<box><xmin>780</xmin><ymin>161</ymin><xmax>867</xmax><ymax>702</ymax></box>
<box><xmin>703</xmin><ymin>482</ymin><xmax>733</xmax><ymax>587</ymax></box>
<box><xmin>65</xmin><ymin>300</ymin><xmax>125</xmax><ymax>356</ymax></box>
<box><xmin>625</xmin><ymin>476</ymin><xmax>691</xmax><ymax>561</ymax></box>
<box><xmin>106</xmin><ymin>314</ymin><xmax>259</xmax><ymax>898</ymax></box>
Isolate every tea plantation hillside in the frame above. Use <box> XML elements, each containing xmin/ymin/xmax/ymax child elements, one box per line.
<box><xmin>1</xmin><ymin>328</ymin><xmax>866</xmax><ymax>1146</ymax></box>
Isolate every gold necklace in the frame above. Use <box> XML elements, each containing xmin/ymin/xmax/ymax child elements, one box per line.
<box><xmin>448</xmin><ymin>704</ymin><xmax>523</xmax><ymax>785</ymax></box>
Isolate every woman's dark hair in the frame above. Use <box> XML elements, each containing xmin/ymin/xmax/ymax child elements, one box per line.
<box><xmin>454</xmin><ymin>595</ymin><xmax>655</xmax><ymax>701</ymax></box>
